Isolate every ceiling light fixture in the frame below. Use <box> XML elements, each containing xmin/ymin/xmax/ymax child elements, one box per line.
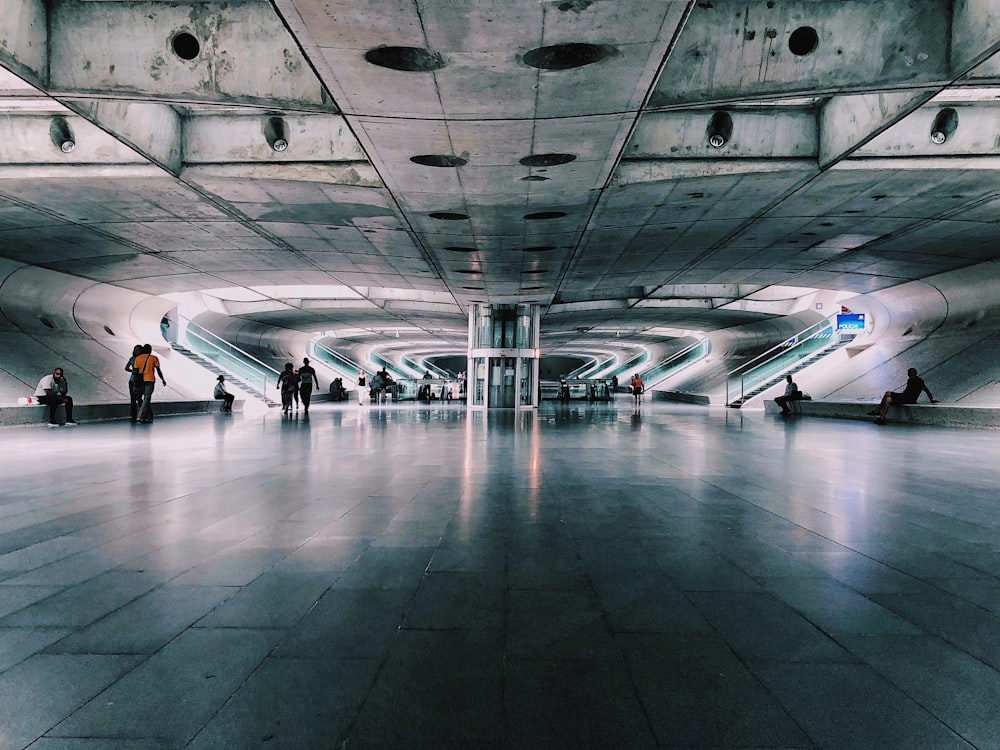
<box><xmin>930</xmin><ymin>108</ymin><xmax>958</xmax><ymax>144</ymax></box>
<box><xmin>264</xmin><ymin>117</ymin><xmax>289</xmax><ymax>152</ymax></box>
<box><xmin>49</xmin><ymin>117</ymin><xmax>75</xmax><ymax>153</ymax></box>
<box><xmin>707</xmin><ymin>111</ymin><xmax>733</xmax><ymax>149</ymax></box>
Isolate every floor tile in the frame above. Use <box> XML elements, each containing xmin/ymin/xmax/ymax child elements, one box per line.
<box><xmin>0</xmin><ymin>402</ymin><xmax>998</xmax><ymax>748</ymax></box>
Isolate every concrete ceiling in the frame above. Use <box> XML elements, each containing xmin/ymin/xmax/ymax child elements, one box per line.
<box><xmin>2</xmin><ymin>0</ymin><xmax>1000</xmax><ymax>354</ymax></box>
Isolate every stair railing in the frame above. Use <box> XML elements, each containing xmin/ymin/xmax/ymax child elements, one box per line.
<box><xmin>180</xmin><ymin>319</ymin><xmax>279</xmax><ymax>399</ymax></box>
<box><xmin>641</xmin><ymin>339</ymin><xmax>711</xmax><ymax>389</ymax></box>
<box><xmin>311</xmin><ymin>340</ymin><xmax>366</xmax><ymax>381</ymax></box>
<box><xmin>726</xmin><ymin>319</ymin><xmax>836</xmax><ymax>406</ymax></box>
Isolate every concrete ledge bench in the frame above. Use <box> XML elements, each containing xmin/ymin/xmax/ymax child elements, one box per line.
<box><xmin>0</xmin><ymin>399</ymin><xmax>244</xmax><ymax>428</ymax></box>
<box><xmin>764</xmin><ymin>399</ymin><xmax>1000</xmax><ymax>429</ymax></box>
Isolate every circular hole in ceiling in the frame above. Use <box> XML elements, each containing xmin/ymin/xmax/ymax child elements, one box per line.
<box><xmin>411</xmin><ymin>154</ymin><xmax>468</xmax><ymax>168</ymax></box>
<box><xmin>364</xmin><ymin>46</ymin><xmax>446</xmax><ymax>72</ymax></box>
<box><xmin>522</xmin><ymin>286</ymin><xmax>546</xmax><ymax>291</ymax></box>
<box><xmin>521</xmin><ymin>269</ymin><xmax>548</xmax><ymax>275</ymax></box>
<box><xmin>456</xmin><ymin>269</ymin><xmax>481</xmax><ymax>274</ymax></box>
<box><xmin>172</xmin><ymin>32</ymin><xmax>201</xmax><ymax>61</ymax></box>
<box><xmin>444</xmin><ymin>246</ymin><xmax>477</xmax><ymax>253</ymax></box>
<box><xmin>461</xmin><ymin>285</ymin><xmax>483</xmax><ymax>290</ymax></box>
<box><xmin>103</xmin><ymin>325</ymin><xmax>115</xmax><ymax>336</ymax></box>
<box><xmin>519</xmin><ymin>153</ymin><xmax>577</xmax><ymax>167</ymax></box>
<box><xmin>522</xmin><ymin>175</ymin><xmax>549</xmax><ymax>182</ymax></box>
<box><xmin>788</xmin><ymin>26</ymin><xmax>819</xmax><ymax>56</ymax></box>
<box><xmin>523</xmin><ymin>246</ymin><xmax>557</xmax><ymax>252</ymax></box>
<box><xmin>40</xmin><ymin>316</ymin><xmax>55</xmax><ymax>329</ymax></box>
<box><xmin>522</xmin><ymin>42</ymin><xmax>618</xmax><ymax>70</ymax></box>
<box><xmin>429</xmin><ymin>212</ymin><xmax>469</xmax><ymax>221</ymax></box>
<box><xmin>524</xmin><ymin>211</ymin><xmax>567</xmax><ymax>220</ymax></box>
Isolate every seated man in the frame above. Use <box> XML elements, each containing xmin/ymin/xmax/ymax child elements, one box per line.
<box><xmin>870</xmin><ymin>367</ymin><xmax>938</xmax><ymax>424</ymax></box>
<box><xmin>35</xmin><ymin>367</ymin><xmax>78</xmax><ymax>427</ymax></box>
<box><xmin>774</xmin><ymin>374</ymin><xmax>802</xmax><ymax>415</ymax></box>
<box><xmin>213</xmin><ymin>374</ymin><xmax>235</xmax><ymax>412</ymax></box>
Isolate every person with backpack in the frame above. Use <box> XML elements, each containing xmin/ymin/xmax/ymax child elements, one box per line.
<box><xmin>297</xmin><ymin>357</ymin><xmax>319</xmax><ymax>414</ymax></box>
<box><xmin>630</xmin><ymin>373</ymin><xmax>644</xmax><ymax>405</ymax></box>
<box><xmin>371</xmin><ymin>370</ymin><xmax>385</xmax><ymax>404</ymax></box>
<box><xmin>124</xmin><ymin>344</ymin><xmax>144</xmax><ymax>423</ymax></box>
<box><xmin>133</xmin><ymin>344</ymin><xmax>167</xmax><ymax>423</ymax></box>
<box><xmin>276</xmin><ymin>362</ymin><xmax>298</xmax><ymax>413</ymax></box>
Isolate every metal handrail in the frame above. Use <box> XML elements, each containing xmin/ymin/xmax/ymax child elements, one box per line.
<box><xmin>184</xmin><ymin>320</ymin><xmax>279</xmax><ymax>376</ymax></box>
<box><xmin>726</xmin><ymin>317</ymin><xmax>833</xmax><ymax>379</ymax></box>
<box><xmin>311</xmin><ymin>340</ymin><xmax>364</xmax><ymax>380</ymax></box>
<box><xmin>726</xmin><ymin>319</ymin><xmax>836</xmax><ymax>405</ymax></box>
<box><xmin>642</xmin><ymin>339</ymin><xmax>709</xmax><ymax>384</ymax></box>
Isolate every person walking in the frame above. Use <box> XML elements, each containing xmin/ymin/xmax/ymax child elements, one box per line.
<box><xmin>214</xmin><ymin>375</ymin><xmax>235</xmax><ymax>412</ymax></box>
<box><xmin>357</xmin><ymin>370</ymin><xmax>368</xmax><ymax>405</ymax></box>
<box><xmin>277</xmin><ymin>363</ymin><xmax>298</xmax><ymax>413</ymax></box>
<box><xmin>870</xmin><ymin>367</ymin><xmax>937</xmax><ymax>424</ymax></box>
<box><xmin>630</xmin><ymin>373</ymin><xmax>644</xmax><ymax>406</ymax></box>
<box><xmin>124</xmin><ymin>344</ymin><xmax>144</xmax><ymax>423</ymax></box>
<box><xmin>297</xmin><ymin>357</ymin><xmax>319</xmax><ymax>413</ymax></box>
<box><xmin>34</xmin><ymin>367</ymin><xmax>78</xmax><ymax>427</ymax></box>
<box><xmin>133</xmin><ymin>344</ymin><xmax>166</xmax><ymax>423</ymax></box>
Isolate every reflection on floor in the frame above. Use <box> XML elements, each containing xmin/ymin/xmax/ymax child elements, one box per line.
<box><xmin>1</xmin><ymin>401</ymin><xmax>998</xmax><ymax>748</ymax></box>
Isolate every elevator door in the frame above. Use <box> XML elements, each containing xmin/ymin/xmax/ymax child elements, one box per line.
<box><xmin>489</xmin><ymin>357</ymin><xmax>516</xmax><ymax>408</ymax></box>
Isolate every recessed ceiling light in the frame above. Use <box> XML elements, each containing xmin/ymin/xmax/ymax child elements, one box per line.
<box><xmin>429</xmin><ymin>212</ymin><xmax>469</xmax><ymax>221</ymax></box>
<box><xmin>524</xmin><ymin>211</ymin><xmax>567</xmax><ymax>220</ymax></box>
<box><xmin>411</xmin><ymin>154</ymin><xmax>468</xmax><ymax>167</ymax></box>
<box><xmin>364</xmin><ymin>46</ymin><xmax>446</xmax><ymax>72</ymax></box>
<box><xmin>519</xmin><ymin>153</ymin><xmax>577</xmax><ymax>167</ymax></box>
<box><xmin>522</xmin><ymin>43</ymin><xmax>618</xmax><ymax>70</ymax></box>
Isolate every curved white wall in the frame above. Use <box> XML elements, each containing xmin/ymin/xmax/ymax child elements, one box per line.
<box><xmin>0</xmin><ymin>262</ymin><xmax>192</xmax><ymax>403</ymax></box>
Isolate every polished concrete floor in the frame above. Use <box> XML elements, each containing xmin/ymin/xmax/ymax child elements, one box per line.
<box><xmin>1</xmin><ymin>400</ymin><xmax>999</xmax><ymax>749</ymax></box>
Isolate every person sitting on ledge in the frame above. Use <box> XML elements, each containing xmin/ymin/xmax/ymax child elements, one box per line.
<box><xmin>774</xmin><ymin>374</ymin><xmax>803</xmax><ymax>415</ymax></box>
<box><xmin>214</xmin><ymin>374</ymin><xmax>235</xmax><ymax>413</ymax></box>
<box><xmin>35</xmin><ymin>366</ymin><xmax>78</xmax><ymax>427</ymax></box>
<box><xmin>870</xmin><ymin>367</ymin><xmax>938</xmax><ymax>424</ymax></box>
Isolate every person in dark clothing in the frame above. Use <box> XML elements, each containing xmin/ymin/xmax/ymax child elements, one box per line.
<box><xmin>133</xmin><ymin>343</ymin><xmax>167</xmax><ymax>424</ymax></box>
<box><xmin>125</xmin><ymin>344</ymin><xmax>144</xmax><ymax>423</ymax></box>
<box><xmin>277</xmin><ymin>363</ymin><xmax>298</xmax><ymax>412</ymax></box>
<box><xmin>774</xmin><ymin>374</ymin><xmax>803</xmax><ymax>415</ymax></box>
<box><xmin>34</xmin><ymin>367</ymin><xmax>78</xmax><ymax>427</ymax></box>
<box><xmin>214</xmin><ymin>375</ymin><xmax>235</xmax><ymax>412</ymax></box>
<box><xmin>297</xmin><ymin>357</ymin><xmax>319</xmax><ymax>413</ymax></box>
<box><xmin>870</xmin><ymin>368</ymin><xmax>938</xmax><ymax>424</ymax></box>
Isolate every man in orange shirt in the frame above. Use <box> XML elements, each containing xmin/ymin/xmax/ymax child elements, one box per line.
<box><xmin>133</xmin><ymin>343</ymin><xmax>167</xmax><ymax>423</ymax></box>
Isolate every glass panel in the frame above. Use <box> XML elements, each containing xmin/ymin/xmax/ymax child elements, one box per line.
<box><xmin>516</xmin><ymin>313</ymin><xmax>532</xmax><ymax>349</ymax></box>
<box><xmin>475</xmin><ymin>305</ymin><xmax>492</xmax><ymax>349</ymax></box>
<box><xmin>473</xmin><ymin>357</ymin><xmax>487</xmax><ymax>406</ymax></box>
<box><xmin>519</xmin><ymin>358</ymin><xmax>534</xmax><ymax>406</ymax></box>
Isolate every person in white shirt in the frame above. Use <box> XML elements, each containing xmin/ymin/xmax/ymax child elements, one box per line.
<box><xmin>774</xmin><ymin>374</ymin><xmax>802</xmax><ymax>415</ymax></box>
<box><xmin>34</xmin><ymin>367</ymin><xmax>78</xmax><ymax>427</ymax></box>
<box><xmin>213</xmin><ymin>374</ymin><xmax>235</xmax><ymax>412</ymax></box>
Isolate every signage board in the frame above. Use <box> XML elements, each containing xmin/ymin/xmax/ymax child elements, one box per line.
<box><xmin>836</xmin><ymin>313</ymin><xmax>866</xmax><ymax>331</ymax></box>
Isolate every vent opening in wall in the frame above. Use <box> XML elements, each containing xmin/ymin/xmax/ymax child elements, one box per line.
<box><xmin>788</xmin><ymin>26</ymin><xmax>819</xmax><ymax>56</ymax></box>
<box><xmin>40</xmin><ymin>317</ymin><xmax>55</xmax><ymax>329</ymax></box>
<box><xmin>172</xmin><ymin>32</ymin><xmax>201</xmax><ymax>61</ymax></box>
<box><xmin>103</xmin><ymin>325</ymin><xmax>115</xmax><ymax>336</ymax></box>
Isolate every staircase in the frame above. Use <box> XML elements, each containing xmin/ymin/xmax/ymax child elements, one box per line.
<box><xmin>727</xmin><ymin>337</ymin><xmax>850</xmax><ymax>408</ymax></box>
<box><xmin>170</xmin><ymin>343</ymin><xmax>280</xmax><ymax>408</ymax></box>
